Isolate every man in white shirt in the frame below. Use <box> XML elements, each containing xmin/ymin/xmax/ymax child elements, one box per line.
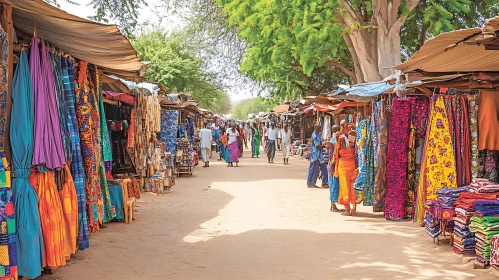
<box><xmin>265</xmin><ymin>122</ymin><xmax>278</xmax><ymax>163</ymax></box>
<box><xmin>198</xmin><ymin>122</ymin><xmax>213</xmax><ymax>167</ymax></box>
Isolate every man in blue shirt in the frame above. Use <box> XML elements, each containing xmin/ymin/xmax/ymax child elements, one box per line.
<box><xmin>307</xmin><ymin>125</ymin><xmax>328</xmax><ymax>188</ymax></box>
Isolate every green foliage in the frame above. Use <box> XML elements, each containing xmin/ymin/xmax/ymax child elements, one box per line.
<box><xmin>231</xmin><ymin>98</ymin><xmax>275</xmax><ymax>120</ymax></box>
<box><xmin>132</xmin><ymin>29</ymin><xmax>230</xmax><ymax>114</ymax></box>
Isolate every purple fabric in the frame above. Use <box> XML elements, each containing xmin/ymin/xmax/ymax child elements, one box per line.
<box><xmin>30</xmin><ymin>36</ymin><xmax>66</xmax><ymax>169</ymax></box>
<box><xmin>228</xmin><ymin>141</ymin><xmax>239</xmax><ymax>163</ymax></box>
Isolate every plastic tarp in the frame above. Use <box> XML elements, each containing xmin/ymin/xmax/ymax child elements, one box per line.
<box><xmin>330</xmin><ymin>82</ymin><xmax>395</xmax><ymax>102</ymax></box>
<box><xmin>5</xmin><ymin>0</ymin><xmax>147</xmax><ymax>79</ymax></box>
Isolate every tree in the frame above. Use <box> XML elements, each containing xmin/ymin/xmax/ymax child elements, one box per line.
<box><xmin>231</xmin><ymin>98</ymin><xmax>274</xmax><ymax>120</ymax></box>
<box><xmin>220</xmin><ymin>0</ymin><xmax>499</xmax><ymax>87</ymax></box>
<box><xmin>132</xmin><ymin>29</ymin><xmax>229</xmax><ymax>112</ymax></box>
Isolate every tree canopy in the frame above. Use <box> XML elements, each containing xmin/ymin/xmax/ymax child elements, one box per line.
<box><xmin>132</xmin><ymin>29</ymin><xmax>231</xmax><ymax>114</ymax></box>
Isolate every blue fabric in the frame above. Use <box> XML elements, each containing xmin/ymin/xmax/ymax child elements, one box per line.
<box><xmin>307</xmin><ymin>161</ymin><xmax>328</xmax><ymax>186</ymax></box>
<box><xmin>11</xmin><ymin>51</ymin><xmax>44</xmax><ymax>279</ymax></box>
<box><xmin>108</xmin><ymin>185</ymin><xmax>124</xmax><ymax>220</ymax></box>
<box><xmin>187</xmin><ymin>117</ymin><xmax>194</xmax><ymax>141</ymax></box>
<box><xmin>224</xmin><ymin>146</ymin><xmax>231</xmax><ymax>163</ymax></box>
<box><xmin>62</xmin><ymin>58</ymin><xmax>89</xmax><ymax>249</ymax></box>
<box><xmin>161</xmin><ymin>110</ymin><xmax>179</xmax><ymax>155</ymax></box>
<box><xmin>179</xmin><ymin>124</ymin><xmax>186</xmax><ymax>138</ymax></box>
<box><xmin>329</xmin><ymin>176</ymin><xmax>340</xmax><ymax>203</ymax></box>
<box><xmin>251</xmin><ymin>138</ymin><xmax>256</xmax><ymax>156</ymax></box>
<box><xmin>212</xmin><ymin>128</ymin><xmax>221</xmax><ymax>141</ymax></box>
<box><xmin>310</xmin><ymin>131</ymin><xmax>324</xmax><ymax>163</ymax></box>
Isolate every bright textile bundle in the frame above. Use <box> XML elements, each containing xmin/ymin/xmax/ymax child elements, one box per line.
<box><xmin>58</xmin><ymin>165</ymin><xmax>78</xmax><ymax>260</ymax></box>
<box><xmin>371</xmin><ymin>100</ymin><xmax>388</xmax><ymax>213</ymax></box>
<box><xmin>436</xmin><ymin>186</ymin><xmax>469</xmax><ymax>207</ymax></box>
<box><xmin>30</xmin><ymin>36</ymin><xmax>66</xmax><ymax>170</ymax></box>
<box><xmin>454</xmin><ymin>192</ymin><xmax>498</xmax><ymax>211</ymax></box>
<box><xmin>11</xmin><ymin>50</ymin><xmax>44</xmax><ymax>279</ymax></box>
<box><xmin>470</xmin><ymin>178</ymin><xmax>499</xmax><ymax>193</ymax></box>
<box><xmin>425</xmin><ymin>211</ymin><xmax>440</xmax><ymax>238</ymax></box>
<box><xmin>490</xmin><ymin>235</ymin><xmax>499</xmax><ymax>266</ymax></box>
<box><xmin>29</xmin><ymin>171</ymin><xmax>67</xmax><ymax>268</ymax></box>
<box><xmin>453</xmin><ymin>207</ymin><xmax>476</xmax><ymax>255</ymax></box>
<box><xmin>474</xmin><ymin>201</ymin><xmax>499</xmax><ymax>216</ymax></box>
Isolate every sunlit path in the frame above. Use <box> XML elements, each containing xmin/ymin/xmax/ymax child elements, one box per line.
<box><xmin>42</xmin><ymin>150</ymin><xmax>498</xmax><ymax>280</ymax></box>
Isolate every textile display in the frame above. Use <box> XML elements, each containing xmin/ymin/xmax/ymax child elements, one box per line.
<box><xmin>108</xmin><ymin>184</ymin><xmax>124</xmax><ymax>220</ymax></box>
<box><xmin>468</xmin><ymin>94</ymin><xmax>482</xmax><ymax>179</ymax></box>
<box><xmin>413</xmin><ymin>99</ymin><xmax>429</xmax><ymax>139</ymax></box>
<box><xmin>385</xmin><ymin>98</ymin><xmax>414</xmax><ymax>220</ymax></box>
<box><xmin>0</xmin><ymin>26</ymin><xmax>8</xmax><ymax>153</ymax></box>
<box><xmin>417</xmin><ymin>96</ymin><xmax>457</xmax><ymax>219</ymax></box>
<box><xmin>353</xmin><ymin>119</ymin><xmax>374</xmax><ymax>206</ymax></box>
<box><xmin>371</xmin><ymin>100</ymin><xmax>388</xmax><ymax>212</ymax></box>
<box><xmin>98</xmin><ymin>87</ymin><xmax>113</xmax><ymax>164</ymax></box>
<box><xmin>58</xmin><ymin>166</ymin><xmax>78</xmax><ymax>260</ymax></box>
<box><xmin>30</xmin><ymin>36</ymin><xmax>66</xmax><ymax>170</ymax></box>
<box><xmin>127</xmin><ymin>108</ymin><xmax>136</xmax><ymax>149</ymax></box>
<box><xmin>75</xmin><ymin>61</ymin><xmax>101</xmax><ymax>233</ymax></box>
<box><xmin>29</xmin><ymin>171</ymin><xmax>67</xmax><ymax>268</ymax></box>
<box><xmin>405</xmin><ymin>123</ymin><xmax>416</xmax><ymax>220</ymax></box>
<box><xmin>11</xmin><ymin>50</ymin><xmax>43</xmax><ymax>279</ymax></box>
<box><xmin>479</xmin><ymin>90</ymin><xmax>499</xmax><ymax>150</ymax></box>
<box><xmin>160</xmin><ymin>110</ymin><xmax>179</xmax><ymax>155</ymax></box>
<box><xmin>491</xmin><ymin>235</ymin><xmax>499</xmax><ymax>265</ymax></box>
<box><xmin>61</xmin><ymin>58</ymin><xmax>89</xmax><ymax>249</ymax></box>
<box><xmin>51</xmin><ymin>53</ymin><xmax>71</xmax><ymax>162</ymax></box>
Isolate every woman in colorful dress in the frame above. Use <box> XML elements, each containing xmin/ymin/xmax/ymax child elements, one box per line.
<box><xmin>227</xmin><ymin>123</ymin><xmax>240</xmax><ymax>167</ymax></box>
<box><xmin>252</xmin><ymin>123</ymin><xmax>261</xmax><ymax>158</ymax></box>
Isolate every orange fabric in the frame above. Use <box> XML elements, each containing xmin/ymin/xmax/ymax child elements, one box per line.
<box><xmin>221</xmin><ymin>134</ymin><xmax>227</xmax><ymax>146</ymax></box>
<box><xmin>479</xmin><ymin>90</ymin><xmax>499</xmax><ymax>150</ymax></box>
<box><xmin>30</xmin><ymin>171</ymin><xmax>67</xmax><ymax>268</ymax></box>
<box><xmin>58</xmin><ymin>165</ymin><xmax>78</xmax><ymax>260</ymax></box>
<box><xmin>334</xmin><ymin>137</ymin><xmax>357</xmax><ymax>206</ymax></box>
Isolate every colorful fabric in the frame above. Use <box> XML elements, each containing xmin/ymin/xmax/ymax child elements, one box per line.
<box><xmin>406</xmin><ymin>123</ymin><xmax>416</xmax><ymax>220</ymax></box>
<box><xmin>75</xmin><ymin>61</ymin><xmax>101</xmax><ymax>233</ymax></box>
<box><xmin>11</xmin><ymin>50</ymin><xmax>42</xmax><ymax>279</ymax></box>
<box><xmin>329</xmin><ymin>176</ymin><xmax>340</xmax><ymax>203</ymax></box>
<box><xmin>422</xmin><ymin>96</ymin><xmax>458</xmax><ymax>201</ymax></box>
<box><xmin>310</xmin><ymin>131</ymin><xmax>324</xmax><ymax>163</ymax></box>
<box><xmin>385</xmin><ymin>98</ymin><xmax>413</xmax><ymax>220</ymax></box>
<box><xmin>160</xmin><ymin>110</ymin><xmax>179</xmax><ymax>155</ymax></box>
<box><xmin>30</xmin><ymin>171</ymin><xmax>67</xmax><ymax>268</ymax></box>
<box><xmin>0</xmin><ymin>27</ymin><xmax>8</xmax><ymax>153</ymax></box>
<box><xmin>61</xmin><ymin>58</ymin><xmax>89</xmax><ymax>249</ymax></box>
<box><xmin>31</xmin><ymin>36</ymin><xmax>66</xmax><ymax>169</ymax></box>
<box><xmin>127</xmin><ymin>178</ymin><xmax>140</xmax><ymax>199</ymax></box>
<box><xmin>228</xmin><ymin>141</ymin><xmax>239</xmax><ymax>163</ymax></box>
<box><xmin>50</xmin><ymin>53</ymin><xmax>71</xmax><ymax>162</ymax></box>
<box><xmin>468</xmin><ymin>93</ymin><xmax>481</xmax><ymax>179</ymax></box>
<box><xmin>127</xmin><ymin>108</ymin><xmax>136</xmax><ymax>149</ymax></box>
<box><xmin>98</xmin><ymin>87</ymin><xmax>112</xmax><ymax>162</ymax></box>
<box><xmin>491</xmin><ymin>235</ymin><xmax>499</xmax><ymax>265</ymax></box>
<box><xmin>353</xmin><ymin>119</ymin><xmax>374</xmax><ymax>206</ymax></box>
<box><xmin>253</xmin><ymin>129</ymin><xmax>261</xmax><ymax>157</ymax></box>
<box><xmin>372</xmin><ymin>100</ymin><xmax>388</xmax><ymax>212</ymax></box>
<box><xmin>413</xmin><ymin>99</ymin><xmax>429</xmax><ymax>139</ymax></box>
<box><xmin>335</xmin><ymin>137</ymin><xmax>357</xmax><ymax>206</ymax></box>
<box><xmin>58</xmin><ymin>165</ymin><xmax>78</xmax><ymax>260</ymax></box>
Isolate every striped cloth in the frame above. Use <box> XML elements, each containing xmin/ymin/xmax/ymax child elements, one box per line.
<box><xmin>62</xmin><ymin>58</ymin><xmax>90</xmax><ymax>249</ymax></box>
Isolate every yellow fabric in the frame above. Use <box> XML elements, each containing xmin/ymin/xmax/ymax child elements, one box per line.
<box><xmin>424</xmin><ymin>96</ymin><xmax>457</xmax><ymax>201</ymax></box>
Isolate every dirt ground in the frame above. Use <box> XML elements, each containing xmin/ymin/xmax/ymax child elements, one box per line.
<box><xmin>42</xmin><ymin>149</ymin><xmax>499</xmax><ymax>280</ymax></box>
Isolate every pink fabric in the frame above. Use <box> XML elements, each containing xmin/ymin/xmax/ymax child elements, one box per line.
<box><xmin>102</xmin><ymin>90</ymin><xmax>135</xmax><ymax>105</ymax></box>
<box><xmin>228</xmin><ymin>141</ymin><xmax>239</xmax><ymax>163</ymax></box>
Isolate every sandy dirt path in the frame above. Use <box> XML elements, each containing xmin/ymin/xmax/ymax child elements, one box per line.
<box><xmin>42</xmin><ymin>149</ymin><xmax>499</xmax><ymax>280</ymax></box>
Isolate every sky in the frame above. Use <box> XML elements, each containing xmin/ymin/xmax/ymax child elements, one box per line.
<box><xmin>56</xmin><ymin>1</ymin><xmax>250</xmax><ymax>103</ymax></box>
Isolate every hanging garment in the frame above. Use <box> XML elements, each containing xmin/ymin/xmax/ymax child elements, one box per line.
<box><xmin>75</xmin><ymin>61</ymin><xmax>100</xmax><ymax>233</ymax></box>
<box><xmin>420</xmin><ymin>96</ymin><xmax>458</xmax><ymax>204</ymax></box>
<box><xmin>62</xmin><ymin>58</ymin><xmax>89</xmax><ymax>249</ymax></box>
<box><xmin>127</xmin><ymin>108</ymin><xmax>136</xmax><ymax>149</ymax></box>
<box><xmin>98</xmin><ymin>87</ymin><xmax>112</xmax><ymax>164</ymax></box>
<box><xmin>406</xmin><ymin>123</ymin><xmax>417</xmax><ymax>220</ymax></box>
<box><xmin>51</xmin><ymin>53</ymin><xmax>71</xmax><ymax>162</ymax></box>
<box><xmin>31</xmin><ymin>36</ymin><xmax>66</xmax><ymax>169</ymax></box>
<box><xmin>353</xmin><ymin>119</ymin><xmax>374</xmax><ymax>206</ymax></box>
<box><xmin>385</xmin><ymin>98</ymin><xmax>414</xmax><ymax>221</ymax></box>
<box><xmin>160</xmin><ymin>110</ymin><xmax>179</xmax><ymax>155</ymax></box>
<box><xmin>11</xmin><ymin>51</ymin><xmax>42</xmax><ymax>279</ymax></box>
<box><xmin>30</xmin><ymin>171</ymin><xmax>67</xmax><ymax>268</ymax></box>
<box><xmin>479</xmin><ymin>90</ymin><xmax>499</xmax><ymax>150</ymax></box>
<box><xmin>58</xmin><ymin>165</ymin><xmax>78</xmax><ymax>260</ymax></box>
<box><xmin>468</xmin><ymin>93</ymin><xmax>481</xmax><ymax>178</ymax></box>
<box><xmin>372</xmin><ymin>100</ymin><xmax>388</xmax><ymax>213</ymax></box>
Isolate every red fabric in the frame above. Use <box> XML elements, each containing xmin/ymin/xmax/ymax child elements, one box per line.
<box><xmin>102</xmin><ymin>90</ymin><xmax>135</xmax><ymax>105</ymax></box>
<box><xmin>302</xmin><ymin>102</ymin><xmax>365</xmax><ymax>113</ymax></box>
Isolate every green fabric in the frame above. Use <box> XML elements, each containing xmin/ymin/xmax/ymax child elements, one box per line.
<box><xmin>254</xmin><ymin>129</ymin><xmax>261</xmax><ymax>157</ymax></box>
<box><xmin>98</xmin><ymin>86</ymin><xmax>112</xmax><ymax>162</ymax></box>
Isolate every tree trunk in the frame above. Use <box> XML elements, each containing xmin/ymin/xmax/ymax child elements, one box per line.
<box><xmin>345</xmin><ymin>28</ymin><xmax>383</xmax><ymax>83</ymax></box>
<box><xmin>376</xmin><ymin>23</ymin><xmax>402</xmax><ymax>79</ymax></box>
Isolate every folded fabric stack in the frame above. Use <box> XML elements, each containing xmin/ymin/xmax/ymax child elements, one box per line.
<box><xmin>436</xmin><ymin>186</ymin><xmax>469</xmax><ymax>207</ymax></box>
<box><xmin>470</xmin><ymin>201</ymin><xmax>499</xmax><ymax>263</ymax></box>
<box><xmin>425</xmin><ymin>204</ymin><xmax>440</xmax><ymax>238</ymax></box>
<box><xmin>470</xmin><ymin>178</ymin><xmax>499</xmax><ymax>193</ymax></box>
<box><xmin>490</xmin><ymin>235</ymin><xmax>499</xmax><ymax>268</ymax></box>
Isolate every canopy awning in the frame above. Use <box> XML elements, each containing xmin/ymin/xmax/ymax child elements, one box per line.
<box><xmin>272</xmin><ymin>104</ymin><xmax>290</xmax><ymax>113</ymax></box>
<box><xmin>4</xmin><ymin>0</ymin><xmax>147</xmax><ymax>80</ymax></box>
<box><xmin>303</xmin><ymin>102</ymin><xmax>365</xmax><ymax>114</ymax></box>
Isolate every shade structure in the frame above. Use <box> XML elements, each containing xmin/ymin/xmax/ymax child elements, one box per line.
<box><xmin>3</xmin><ymin>0</ymin><xmax>147</xmax><ymax>79</ymax></box>
<box><xmin>10</xmin><ymin>51</ymin><xmax>44</xmax><ymax>279</ymax></box>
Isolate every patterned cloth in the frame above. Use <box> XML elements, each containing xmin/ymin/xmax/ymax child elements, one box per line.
<box><xmin>127</xmin><ymin>108</ymin><xmax>136</xmax><ymax>149</ymax></box>
<box><xmin>413</xmin><ymin>99</ymin><xmax>429</xmax><ymax>139</ymax></box>
<box><xmin>62</xmin><ymin>58</ymin><xmax>89</xmax><ymax>249</ymax></box>
<box><xmin>58</xmin><ymin>165</ymin><xmax>78</xmax><ymax>260</ymax></box>
<box><xmin>372</xmin><ymin>100</ymin><xmax>388</xmax><ymax>213</ymax></box>
<box><xmin>418</xmin><ymin>96</ymin><xmax>458</xmax><ymax>217</ymax></box>
<box><xmin>160</xmin><ymin>110</ymin><xmax>179</xmax><ymax>155</ymax></box>
<box><xmin>406</xmin><ymin>123</ymin><xmax>417</xmax><ymax>220</ymax></box>
<box><xmin>491</xmin><ymin>235</ymin><xmax>499</xmax><ymax>265</ymax></box>
<box><xmin>98</xmin><ymin>87</ymin><xmax>112</xmax><ymax>162</ymax></box>
<box><xmin>468</xmin><ymin>93</ymin><xmax>482</xmax><ymax>179</ymax></box>
<box><xmin>75</xmin><ymin>61</ymin><xmax>101</xmax><ymax>233</ymax></box>
<box><xmin>353</xmin><ymin>119</ymin><xmax>374</xmax><ymax>206</ymax></box>
<box><xmin>385</xmin><ymin>98</ymin><xmax>414</xmax><ymax>220</ymax></box>
<box><xmin>51</xmin><ymin>53</ymin><xmax>71</xmax><ymax>162</ymax></box>
<box><xmin>0</xmin><ymin>27</ymin><xmax>8</xmax><ymax>153</ymax></box>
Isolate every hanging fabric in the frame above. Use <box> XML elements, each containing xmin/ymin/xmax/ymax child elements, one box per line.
<box><xmin>353</xmin><ymin>119</ymin><xmax>373</xmax><ymax>206</ymax></box>
<box><xmin>372</xmin><ymin>100</ymin><xmax>388</xmax><ymax>212</ymax></box>
<box><xmin>385</xmin><ymin>97</ymin><xmax>414</xmax><ymax>220</ymax></box>
<box><xmin>468</xmin><ymin>93</ymin><xmax>481</xmax><ymax>179</ymax></box>
<box><xmin>11</xmin><ymin>50</ymin><xmax>42</xmax><ymax>279</ymax></box>
<box><xmin>31</xmin><ymin>36</ymin><xmax>66</xmax><ymax>170</ymax></box>
<box><xmin>61</xmin><ymin>58</ymin><xmax>89</xmax><ymax>249</ymax></box>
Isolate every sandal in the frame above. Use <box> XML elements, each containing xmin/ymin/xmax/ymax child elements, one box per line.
<box><xmin>321</xmin><ymin>184</ymin><xmax>329</xmax><ymax>189</ymax></box>
<box><xmin>341</xmin><ymin>210</ymin><xmax>351</xmax><ymax>216</ymax></box>
<box><xmin>307</xmin><ymin>185</ymin><xmax>318</xmax><ymax>188</ymax></box>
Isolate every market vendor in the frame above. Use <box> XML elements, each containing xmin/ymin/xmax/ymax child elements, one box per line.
<box><xmin>306</xmin><ymin>124</ymin><xmax>328</xmax><ymax>188</ymax></box>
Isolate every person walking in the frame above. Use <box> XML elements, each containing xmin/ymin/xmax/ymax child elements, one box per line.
<box><xmin>243</xmin><ymin>123</ymin><xmax>250</xmax><ymax>149</ymax></box>
<box><xmin>327</xmin><ymin>125</ymin><xmax>341</xmax><ymax>212</ymax></box>
<box><xmin>277</xmin><ymin>125</ymin><xmax>282</xmax><ymax>151</ymax></box>
<box><xmin>198</xmin><ymin>122</ymin><xmax>213</xmax><ymax>167</ymax></box>
<box><xmin>252</xmin><ymin>123</ymin><xmax>261</xmax><ymax>158</ymax></box>
<box><xmin>306</xmin><ymin>125</ymin><xmax>328</xmax><ymax>188</ymax></box>
<box><xmin>281</xmin><ymin>124</ymin><xmax>292</xmax><ymax>165</ymax></box>
<box><xmin>266</xmin><ymin>122</ymin><xmax>277</xmax><ymax>163</ymax></box>
<box><xmin>227</xmin><ymin>123</ymin><xmax>240</xmax><ymax>167</ymax></box>
<box><xmin>333</xmin><ymin>120</ymin><xmax>358</xmax><ymax>216</ymax></box>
